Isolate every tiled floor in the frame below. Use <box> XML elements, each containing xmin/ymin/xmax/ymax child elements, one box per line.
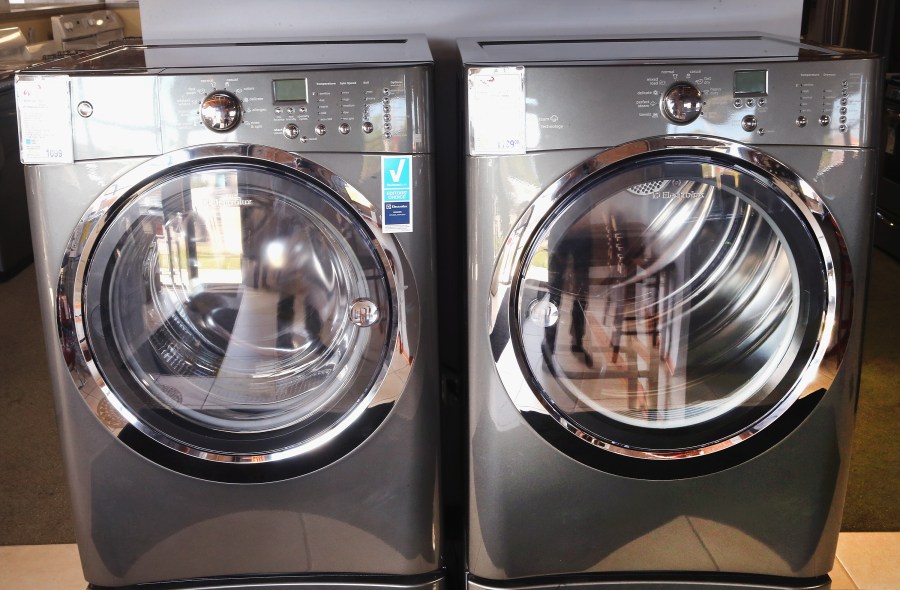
<box><xmin>0</xmin><ymin>533</ymin><xmax>897</xmax><ymax>589</ymax></box>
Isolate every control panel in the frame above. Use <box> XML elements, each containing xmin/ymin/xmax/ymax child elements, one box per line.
<box><xmin>518</xmin><ymin>58</ymin><xmax>878</xmax><ymax>151</ymax></box>
<box><xmin>157</xmin><ymin>66</ymin><xmax>428</xmax><ymax>153</ymax></box>
<box><xmin>51</xmin><ymin>10</ymin><xmax>124</xmax><ymax>51</ymax></box>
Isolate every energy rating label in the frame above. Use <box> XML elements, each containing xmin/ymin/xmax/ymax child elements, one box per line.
<box><xmin>381</xmin><ymin>155</ymin><xmax>413</xmax><ymax>233</ymax></box>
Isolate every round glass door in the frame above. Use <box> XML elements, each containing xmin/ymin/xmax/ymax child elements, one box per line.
<box><xmin>68</xmin><ymin>154</ymin><xmax>400</xmax><ymax>474</ymax></box>
<box><xmin>495</xmin><ymin>145</ymin><xmax>845</xmax><ymax>461</ymax></box>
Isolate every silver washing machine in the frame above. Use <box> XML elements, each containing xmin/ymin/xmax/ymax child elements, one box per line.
<box><xmin>461</xmin><ymin>35</ymin><xmax>879</xmax><ymax>590</ymax></box>
<box><xmin>18</xmin><ymin>37</ymin><xmax>441</xmax><ymax>589</ymax></box>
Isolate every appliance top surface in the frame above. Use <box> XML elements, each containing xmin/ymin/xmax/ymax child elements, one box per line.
<box><xmin>459</xmin><ymin>33</ymin><xmax>874</xmax><ymax>65</ymax></box>
<box><xmin>23</xmin><ymin>35</ymin><xmax>432</xmax><ymax>74</ymax></box>
<box><xmin>0</xmin><ymin>27</ymin><xmax>41</xmax><ymax>78</ymax></box>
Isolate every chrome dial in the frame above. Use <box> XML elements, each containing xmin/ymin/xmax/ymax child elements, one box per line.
<box><xmin>200</xmin><ymin>91</ymin><xmax>242</xmax><ymax>132</ymax></box>
<box><xmin>662</xmin><ymin>82</ymin><xmax>703</xmax><ymax>124</ymax></box>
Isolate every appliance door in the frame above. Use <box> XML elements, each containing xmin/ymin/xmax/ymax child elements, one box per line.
<box><xmin>59</xmin><ymin>145</ymin><xmax>413</xmax><ymax>483</ymax></box>
<box><xmin>490</xmin><ymin>137</ymin><xmax>850</xmax><ymax>477</ymax></box>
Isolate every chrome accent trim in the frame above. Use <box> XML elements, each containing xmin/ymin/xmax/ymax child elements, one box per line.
<box><xmin>58</xmin><ymin>143</ymin><xmax>417</xmax><ymax>467</ymax></box>
<box><xmin>467</xmin><ymin>575</ymin><xmax>827</xmax><ymax>590</ymax></box>
<box><xmin>143</xmin><ymin>576</ymin><xmax>444</xmax><ymax>590</ymax></box>
<box><xmin>488</xmin><ymin>135</ymin><xmax>849</xmax><ymax>461</ymax></box>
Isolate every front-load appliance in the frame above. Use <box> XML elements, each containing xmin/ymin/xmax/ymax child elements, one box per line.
<box><xmin>462</xmin><ymin>35</ymin><xmax>878</xmax><ymax>590</ymax></box>
<box><xmin>18</xmin><ymin>37</ymin><xmax>441</xmax><ymax>589</ymax></box>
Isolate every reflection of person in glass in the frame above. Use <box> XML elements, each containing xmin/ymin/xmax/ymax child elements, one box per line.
<box><xmin>544</xmin><ymin>213</ymin><xmax>593</xmax><ymax>368</ymax></box>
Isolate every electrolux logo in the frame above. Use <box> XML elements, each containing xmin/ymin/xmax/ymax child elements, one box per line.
<box><xmin>196</xmin><ymin>197</ymin><xmax>253</xmax><ymax>207</ymax></box>
<box><xmin>651</xmin><ymin>191</ymin><xmax>705</xmax><ymax>200</ymax></box>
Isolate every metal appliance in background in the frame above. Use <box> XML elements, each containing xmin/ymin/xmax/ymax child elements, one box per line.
<box><xmin>462</xmin><ymin>35</ymin><xmax>878</xmax><ymax>590</ymax></box>
<box><xmin>18</xmin><ymin>37</ymin><xmax>441</xmax><ymax>589</ymax></box>
<box><xmin>877</xmin><ymin>74</ymin><xmax>900</xmax><ymax>259</ymax></box>
<box><xmin>50</xmin><ymin>9</ymin><xmax>124</xmax><ymax>51</ymax></box>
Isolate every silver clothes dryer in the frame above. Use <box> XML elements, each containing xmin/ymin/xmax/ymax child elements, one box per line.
<box><xmin>18</xmin><ymin>37</ymin><xmax>441</xmax><ymax>589</ymax></box>
<box><xmin>461</xmin><ymin>35</ymin><xmax>879</xmax><ymax>590</ymax></box>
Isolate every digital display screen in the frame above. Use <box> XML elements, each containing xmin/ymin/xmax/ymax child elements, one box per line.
<box><xmin>273</xmin><ymin>79</ymin><xmax>308</xmax><ymax>102</ymax></box>
<box><xmin>733</xmin><ymin>70</ymin><xmax>768</xmax><ymax>97</ymax></box>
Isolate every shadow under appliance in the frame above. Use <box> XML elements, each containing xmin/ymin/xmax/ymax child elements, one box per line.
<box><xmin>462</xmin><ymin>35</ymin><xmax>878</xmax><ymax>590</ymax></box>
<box><xmin>18</xmin><ymin>37</ymin><xmax>440</xmax><ymax>589</ymax></box>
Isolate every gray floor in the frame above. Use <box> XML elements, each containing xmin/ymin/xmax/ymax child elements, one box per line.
<box><xmin>0</xmin><ymin>249</ymin><xmax>897</xmax><ymax>546</ymax></box>
<box><xmin>0</xmin><ymin>263</ymin><xmax>75</xmax><ymax>545</ymax></box>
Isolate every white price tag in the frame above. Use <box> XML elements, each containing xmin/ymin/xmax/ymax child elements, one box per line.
<box><xmin>468</xmin><ymin>67</ymin><xmax>526</xmax><ymax>156</ymax></box>
<box><xmin>15</xmin><ymin>75</ymin><xmax>74</xmax><ymax>165</ymax></box>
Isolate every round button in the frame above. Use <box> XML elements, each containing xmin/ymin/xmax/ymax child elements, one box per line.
<box><xmin>796</xmin><ymin>115</ymin><xmax>808</xmax><ymax>128</ymax></box>
<box><xmin>840</xmin><ymin>97</ymin><xmax>848</xmax><ymax>106</ymax></box>
<box><xmin>362</xmin><ymin>121</ymin><xmax>374</xmax><ymax>134</ymax></box>
<box><xmin>840</xmin><ymin>107</ymin><xmax>848</xmax><ymax>115</ymax></box>
<box><xmin>76</xmin><ymin>101</ymin><xmax>93</xmax><ymax>118</ymax></box>
<box><xmin>839</xmin><ymin>124</ymin><xmax>848</xmax><ymax>132</ymax></box>
<box><xmin>315</xmin><ymin>124</ymin><xmax>326</xmax><ymax>136</ymax></box>
<box><xmin>274</xmin><ymin>107</ymin><xmax>282</xmax><ymax>114</ymax></box>
<box><xmin>758</xmin><ymin>98</ymin><xmax>767</xmax><ymax>106</ymax></box>
<box><xmin>819</xmin><ymin>114</ymin><xmax>831</xmax><ymax>126</ymax></box>
<box><xmin>741</xmin><ymin>115</ymin><xmax>758</xmax><ymax>132</ymax></box>
<box><xmin>200</xmin><ymin>91</ymin><xmax>242</xmax><ymax>132</ymax></box>
<box><xmin>839</xmin><ymin>116</ymin><xmax>847</xmax><ymax>124</ymax></box>
<box><xmin>282</xmin><ymin>124</ymin><xmax>299</xmax><ymax>139</ymax></box>
<box><xmin>339</xmin><ymin>123</ymin><xmax>350</xmax><ymax>135</ymax></box>
<box><xmin>662</xmin><ymin>82</ymin><xmax>703</xmax><ymax>124</ymax></box>
<box><xmin>383</xmin><ymin>88</ymin><xmax>391</xmax><ymax>96</ymax></box>
<box><xmin>733</xmin><ymin>99</ymin><xmax>742</xmax><ymax>108</ymax></box>
<box><xmin>287</xmin><ymin>107</ymin><xmax>294</xmax><ymax>114</ymax></box>
<box><xmin>745</xmin><ymin>98</ymin><xmax>755</xmax><ymax>108</ymax></box>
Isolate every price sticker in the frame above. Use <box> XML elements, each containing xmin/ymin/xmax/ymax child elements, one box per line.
<box><xmin>15</xmin><ymin>75</ymin><xmax>74</xmax><ymax>165</ymax></box>
<box><xmin>468</xmin><ymin>67</ymin><xmax>526</xmax><ymax>156</ymax></box>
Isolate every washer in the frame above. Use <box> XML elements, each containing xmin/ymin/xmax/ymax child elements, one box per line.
<box><xmin>18</xmin><ymin>37</ymin><xmax>440</xmax><ymax>589</ymax></box>
<box><xmin>461</xmin><ymin>35</ymin><xmax>878</xmax><ymax>590</ymax></box>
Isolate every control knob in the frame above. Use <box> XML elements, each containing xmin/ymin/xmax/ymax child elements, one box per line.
<box><xmin>662</xmin><ymin>82</ymin><xmax>703</xmax><ymax>124</ymax></box>
<box><xmin>200</xmin><ymin>91</ymin><xmax>242</xmax><ymax>132</ymax></box>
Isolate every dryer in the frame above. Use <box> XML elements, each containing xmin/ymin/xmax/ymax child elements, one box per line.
<box><xmin>462</xmin><ymin>35</ymin><xmax>879</xmax><ymax>590</ymax></box>
<box><xmin>18</xmin><ymin>37</ymin><xmax>441</xmax><ymax>589</ymax></box>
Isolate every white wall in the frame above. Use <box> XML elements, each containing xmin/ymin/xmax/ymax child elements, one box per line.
<box><xmin>140</xmin><ymin>0</ymin><xmax>804</xmax><ymax>45</ymax></box>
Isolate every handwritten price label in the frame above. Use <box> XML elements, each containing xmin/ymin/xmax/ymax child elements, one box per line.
<box><xmin>468</xmin><ymin>67</ymin><xmax>527</xmax><ymax>156</ymax></box>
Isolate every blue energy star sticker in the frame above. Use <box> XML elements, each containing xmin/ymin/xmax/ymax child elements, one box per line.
<box><xmin>382</xmin><ymin>155</ymin><xmax>413</xmax><ymax>233</ymax></box>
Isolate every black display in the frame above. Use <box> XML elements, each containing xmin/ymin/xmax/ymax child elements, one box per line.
<box><xmin>273</xmin><ymin>79</ymin><xmax>308</xmax><ymax>102</ymax></box>
<box><xmin>734</xmin><ymin>70</ymin><xmax>768</xmax><ymax>97</ymax></box>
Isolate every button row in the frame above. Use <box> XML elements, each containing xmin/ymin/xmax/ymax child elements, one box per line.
<box><xmin>274</xmin><ymin>106</ymin><xmax>308</xmax><ymax>115</ymax></box>
<box><xmin>733</xmin><ymin>97</ymin><xmax>767</xmax><ymax>108</ymax></box>
<box><xmin>793</xmin><ymin>114</ymin><xmax>850</xmax><ymax>132</ymax></box>
<box><xmin>383</xmin><ymin>88</ymin><xmax>393</xmax><ymax>139</ymax></box>
<box><xmin>282</xmin><ymin>122</ymin><xmax>371</xmax><ymax>140</ymax></box>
